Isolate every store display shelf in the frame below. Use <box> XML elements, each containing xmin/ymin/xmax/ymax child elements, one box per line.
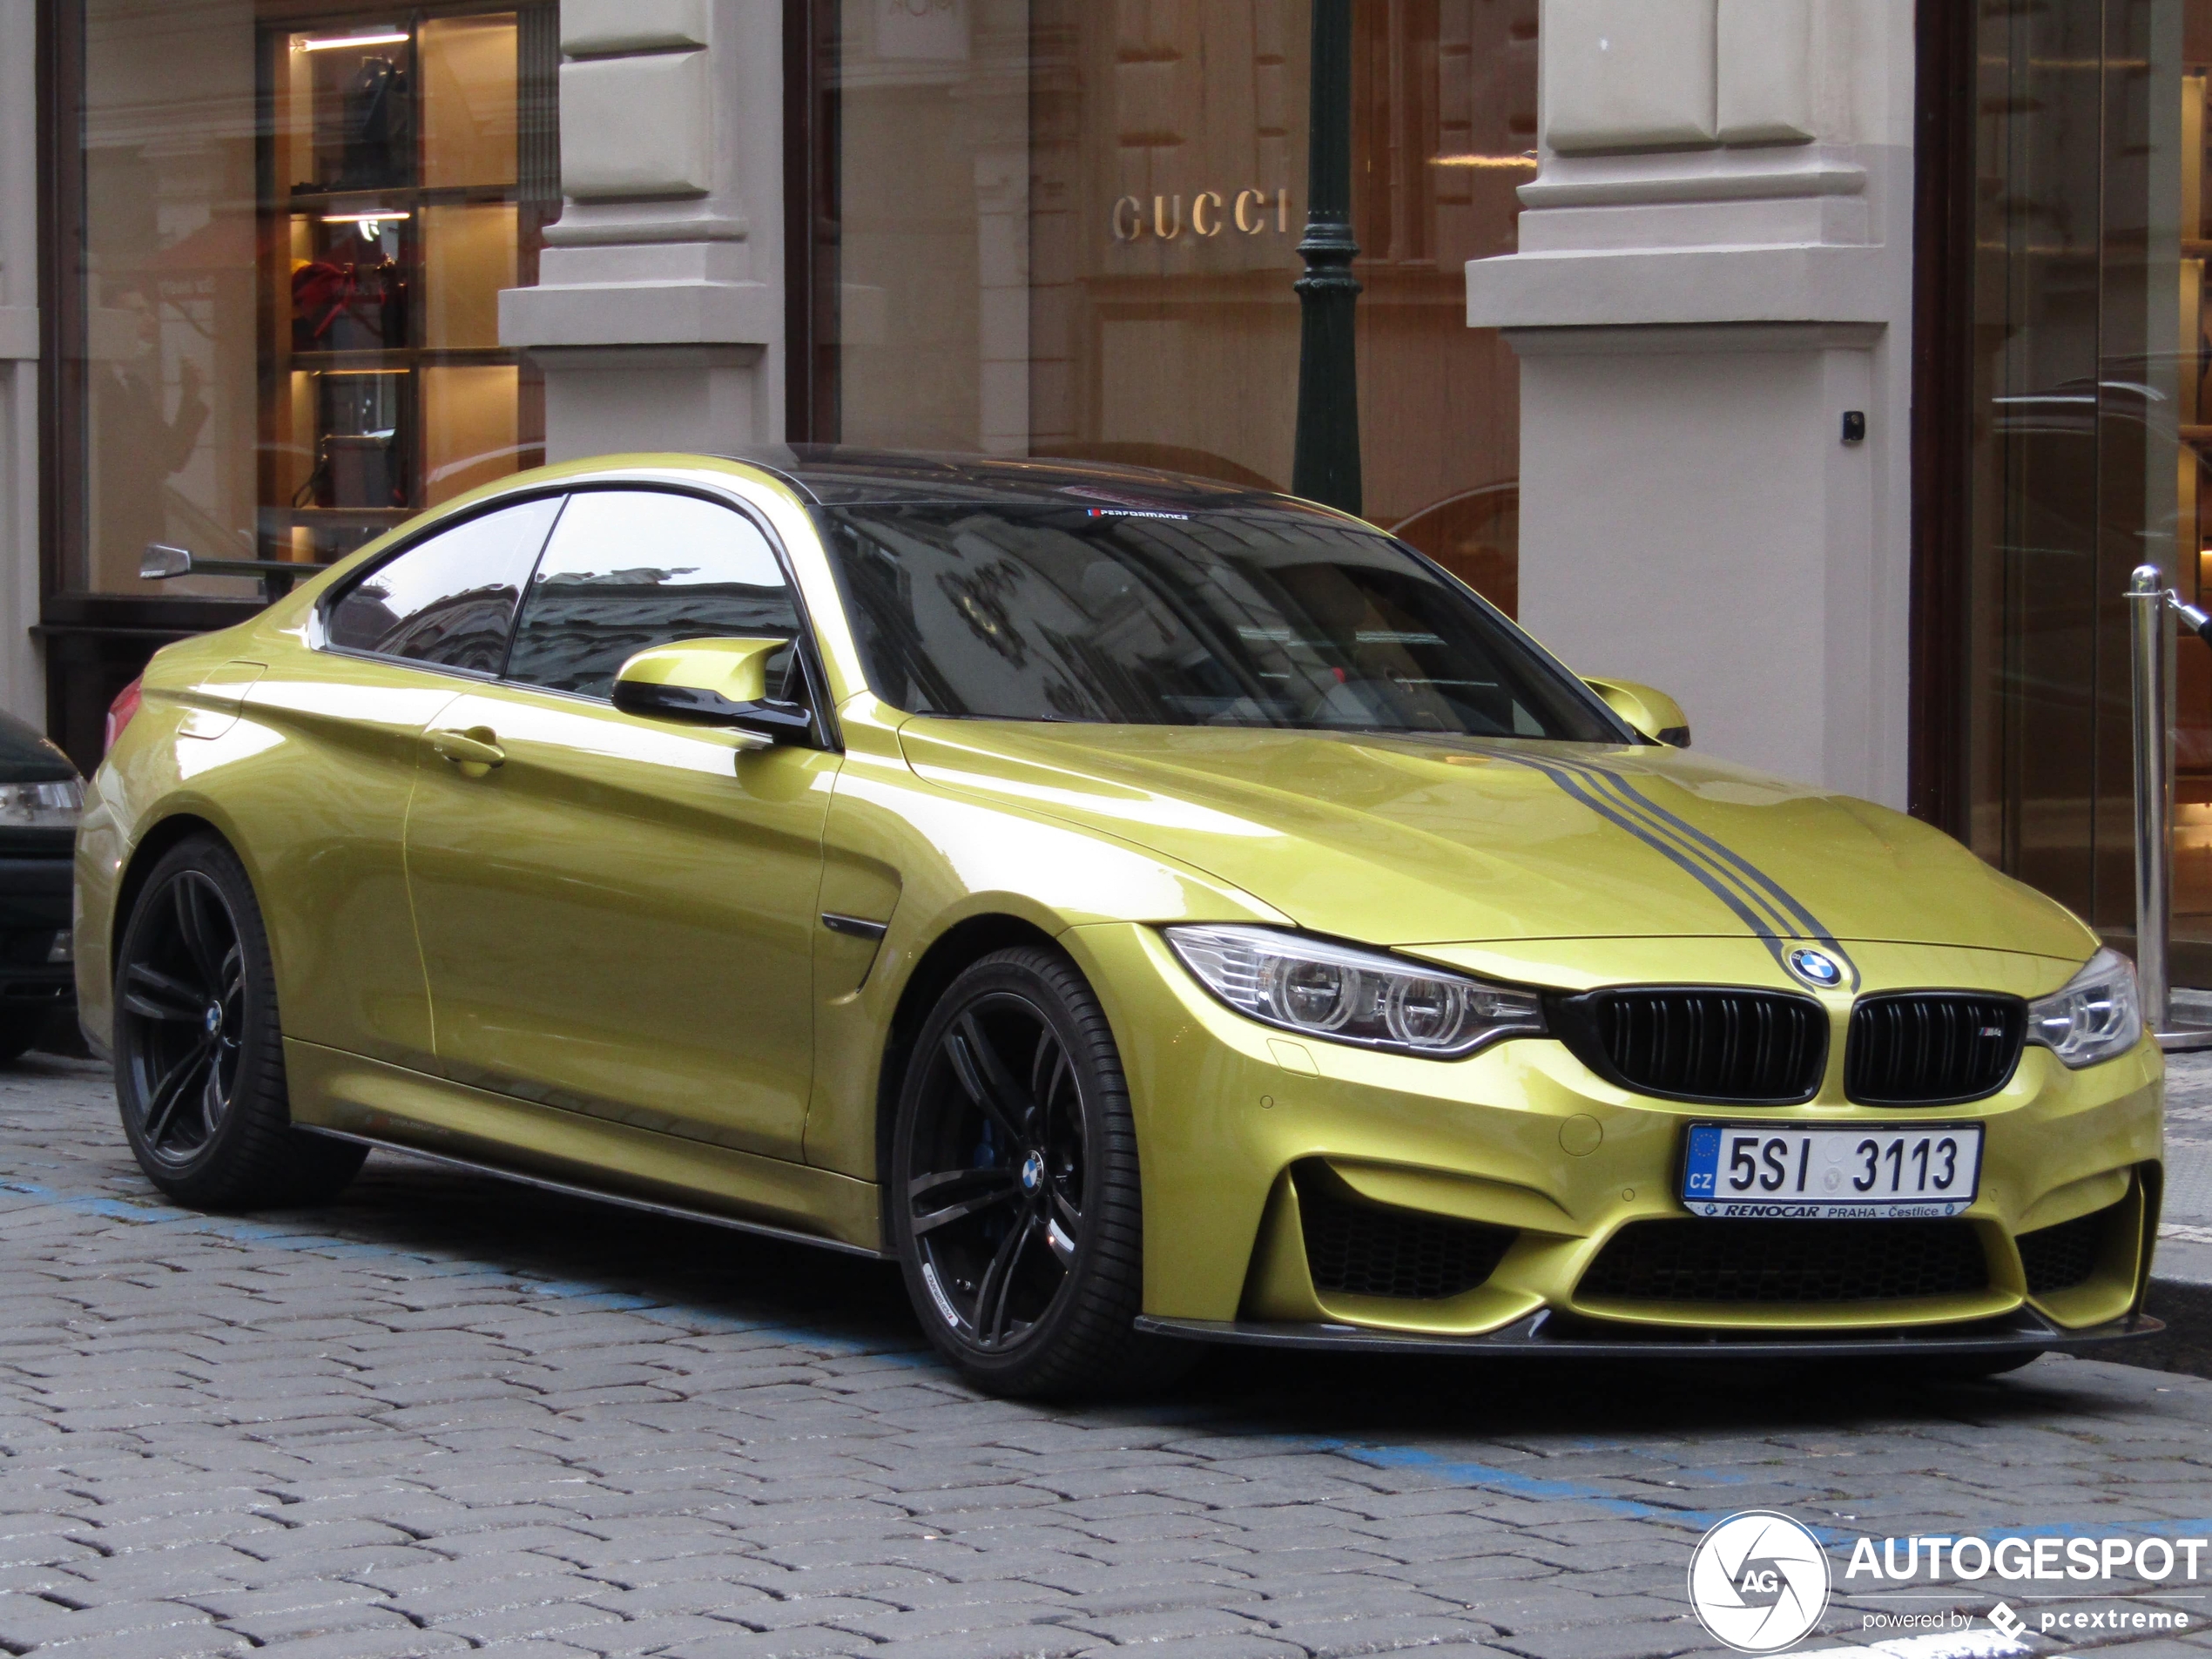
<box><xmin>281</xmin><ymin>183</ymin><xmax>522</xmax><ymax>212</ymax></box>
<box><xmin>284</xmin><ymin>347</ymin><xmax>521</xmax><ymax>370</ymax></box>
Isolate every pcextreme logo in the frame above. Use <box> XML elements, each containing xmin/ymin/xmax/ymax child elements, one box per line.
<box><xmin>1689</xmin><ymin>1511</ymin><xmax>1833</xmax><ymax>1654</ymax></box>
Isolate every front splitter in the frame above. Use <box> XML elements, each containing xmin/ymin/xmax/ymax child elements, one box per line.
<box><xmin>1132</xmin><ymin>1308</ymin><xmax>2164</xmax><ymax>1361</ymax></box>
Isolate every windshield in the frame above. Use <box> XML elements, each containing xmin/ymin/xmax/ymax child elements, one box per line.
<box><xmin>816</xmin><ymin>502</ymin><xmax>1629</xmax><ymax>742</ymax></box>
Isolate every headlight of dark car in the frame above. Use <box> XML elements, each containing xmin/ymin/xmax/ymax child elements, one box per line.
<box><xmin>1164</xmin><ymin>924</ymin><xmax>1546</xmax><ymax>1059</ymax></box>
<box><xmin>0</xmin><ymin>779</ymin><xmax>83</xmax><ymax>831</ymax></box>
<box><xmin>2026</xmin><ymin>947</ymin><xmax>2141</xmax><ymax>1069</ymax></box>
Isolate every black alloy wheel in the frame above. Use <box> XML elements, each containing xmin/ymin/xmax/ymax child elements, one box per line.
<box><xmin>122</xmin><ymin>868</ymin><xmax>246</xmax><ymax>1163</ymax></box>
<box><xmin>890</xmin><ymin>947</ymin><xmax>1184</xmax><ymax>1397</ymax></box>
<box><xmin>113</xmin><ymin>835</ymin><xmax>364</xmax><ymax>1208</ymax></box>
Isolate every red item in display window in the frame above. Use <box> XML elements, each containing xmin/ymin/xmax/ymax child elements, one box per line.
<box><xmin>292</xmin><ymin>258</ymin><xmax>408</xmax><ymax>353</ymax></box>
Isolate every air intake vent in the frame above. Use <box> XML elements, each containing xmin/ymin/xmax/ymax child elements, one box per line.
<box><xmin>1297</xmin><ymin>1169</ymin><xmax>1514</xmax><ymax>1301</ymax></box>
<box><xmin>2017</xmin><ymin>1204</ymin><xmax>2116</xmax><ymax>1297</ymax></box>
<box><xmin>1845</xmin><ymin>994</ymin><xmax>2026</xmax><ymax>1106</ymax></box>
<box><xmin>1548</xmin><ymin>988</ymin><xmax>1827</xmax><ymax>1105</ymax></box>
<box><xmin>1580</xmin><ymin>1218</ymin><xmax>1989</xmax><ymax>1305</ymax></box>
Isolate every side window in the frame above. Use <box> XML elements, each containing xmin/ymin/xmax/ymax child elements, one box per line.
<box><xmin>503</xmin><ymin>490</ymin><xmax>804</xmax><ymax>701</ymax></box>
<box><xmin>323</xmin><ymin>496</ymin><xmax>563</xmax><ymax>673</ymax></box>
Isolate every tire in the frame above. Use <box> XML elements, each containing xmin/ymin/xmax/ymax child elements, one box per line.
<box><xmin>889</xmin><ymin>946</ymin><xmax>1189</xmax><ymax>1398</ymax></box>
<box><xmin>112</xmin><ymin>833</ymin><xmax>365</xmax><ymax>1209</ymax></box>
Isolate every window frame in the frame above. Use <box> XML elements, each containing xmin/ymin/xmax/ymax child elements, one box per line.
<box><xmin>312</xmin><ymin>485</ymin><xmax>571</xmax><ymax>681</ymax></box>
<box><xmin>313</xmin><ymin>480</ymin><xmax>844</xmax><ymax>751</ymax></box>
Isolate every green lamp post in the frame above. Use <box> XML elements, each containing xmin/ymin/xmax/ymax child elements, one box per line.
<box><xmin>1291</xmin><ymin>0</ymin><xmax>1361</xmax><ymax>516</ymax></box>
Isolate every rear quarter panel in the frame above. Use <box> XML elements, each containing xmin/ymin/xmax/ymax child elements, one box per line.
<box><xmin>74</xmin><ymin>611</ymin><xmax>465</xmax><ymax>1069</ymax></box>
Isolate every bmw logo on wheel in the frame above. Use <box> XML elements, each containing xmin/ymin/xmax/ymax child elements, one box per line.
<box><xmin>1785</xmin><ymin>948</ymin><xmax>1844</xmax><ymax>988</ymax></box>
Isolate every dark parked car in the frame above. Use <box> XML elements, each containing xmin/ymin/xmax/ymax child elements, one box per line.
<box><xmin>0</xmin><ymin>711</ymin><xmax>82</xmax><ymax>1060</ymax></box>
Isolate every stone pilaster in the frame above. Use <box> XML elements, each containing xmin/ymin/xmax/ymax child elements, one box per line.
<box><xmin>500</xmin><ymin>0</ymin><xmax>785</xmax><ymax>460</ymax></box>
<box><xmin>1468</xmin><ymin>0</ymin><xmax>1914</xmax><ymax>807</ymax></box>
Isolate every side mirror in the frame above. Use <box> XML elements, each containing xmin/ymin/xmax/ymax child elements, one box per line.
<box><xmin>141</xmin><ymin>541</ymin><xmax>322</xmax><ymax>597</ymax></box>
<box><xmin>611</xmin><ymin>637</ymin><xmax>815</xmax><ymax>747</ymax></box>
<box><xmin>140</xmin><ymin>543</ymin><xmax>193</xmax><ymax>580</ymax></box>
<box><xmin>1582</xmin><ymin>677</ymin><xmax>1691</xmax><ymax>748</ymax></box>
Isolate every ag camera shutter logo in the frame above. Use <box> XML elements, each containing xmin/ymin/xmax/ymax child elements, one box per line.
<box><xmin>1689</xmin><ymin>1511</ymin><xmax>1832</xmax><ymax>1653</ymax></box>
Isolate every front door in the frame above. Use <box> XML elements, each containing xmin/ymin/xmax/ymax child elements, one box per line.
<box><xmin>252</xmin><ymin>489</ymin><xmax>565</xmax><ymax>1069</ymax></box>
<box><xmin>401</xmin><ymin>488</ymin><xmax>838</xmax><ymax>1161</ymax></box>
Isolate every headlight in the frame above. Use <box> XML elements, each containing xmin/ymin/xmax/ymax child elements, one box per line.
<box><xmin>1164</xmin><ymin>925</ymin><xmax>1546</xmax><ymax>1059</ymax></box>
<box><xmin>0</xmin><ymin>779</ymin><xmax>83</xmax><ymax>830</ymax></box>
<box><xmin>2027</xmin><ymin>948</ymin><xmax>2141</xmax><ymax>1069</ymax></box>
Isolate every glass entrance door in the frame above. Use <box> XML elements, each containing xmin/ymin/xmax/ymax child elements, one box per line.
<box><xmin>1962</xmin><ymin>0</ymin><xmax>2212</xmax><ymax>977</ymax></box>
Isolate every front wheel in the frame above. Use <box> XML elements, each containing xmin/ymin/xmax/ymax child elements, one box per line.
<box><xmin>889</xmin><ymin>946</ymin><xmax>1184</xmax><ymax>1398</ymax></box>
<box><xmin>113</xmin><ymin>834</ymin><xmax>364</xmax><ymax>1209</ymax></box>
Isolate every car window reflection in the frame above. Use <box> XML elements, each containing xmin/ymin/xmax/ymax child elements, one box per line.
<box><xmin>504</xmin><ymin>491</ymin><xmax>802</xmax><ymax>701</ymax></box>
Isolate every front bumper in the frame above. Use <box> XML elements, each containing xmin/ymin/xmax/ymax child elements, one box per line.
<box><xmin>1065</xmin><ymin>924</ymin><xmax>2165</xmax><ymax>1343</ymax></box>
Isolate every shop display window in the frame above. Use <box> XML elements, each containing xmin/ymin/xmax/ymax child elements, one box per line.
<box><xmin>263</xmin><ymin>9</ymin><xmax>552</xmax><ymax>566</ymax></box>
<box><xmin>57</xmin><ymin>0</ymin><xmax>556</xmax><ymax>606</ymax></box>
<box><xmin>2177</xmin><ymin>30</ymin><xmax>2212</xmax><ymax>967</ymax></box>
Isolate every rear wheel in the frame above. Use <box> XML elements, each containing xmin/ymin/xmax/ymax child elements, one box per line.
<box><xmin>113</xmin><ymin>835</ymin><xmax>364</xmax><ymax>1209</ymax></box>
<box><xmin>889</xmin><ymin>946</ymin><xmax>1185</xmax><ymax>1398</ymax></box>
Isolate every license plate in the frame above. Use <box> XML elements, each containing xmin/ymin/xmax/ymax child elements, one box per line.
<box><xmin>1681</xmin><ymin>1123</ymin><xmax>1984</xmax><ymax>1218</ymax></box>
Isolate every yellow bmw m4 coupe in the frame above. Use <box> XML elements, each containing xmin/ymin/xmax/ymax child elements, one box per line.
<box><xmin>76</xmin><ymin>451</ymin><xmax>2163</xmax><ymax>1395</ymax></box>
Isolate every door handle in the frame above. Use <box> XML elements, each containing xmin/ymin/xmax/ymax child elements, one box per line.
<box><xmin>429</xmin><ymin>726</ymin><xmax>505</xmax><ymax>776</ymax></box>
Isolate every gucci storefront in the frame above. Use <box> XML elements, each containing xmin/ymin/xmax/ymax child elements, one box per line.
<box><xmin>789</xmin><ymin>0</ymin><xmax>1534</xmax><ymax>605</ymax></box>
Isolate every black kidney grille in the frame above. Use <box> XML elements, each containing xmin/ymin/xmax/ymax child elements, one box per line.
<box><xmin>2017</xmin><ymin>1204</ymin><xmax>2117</xmax><ymax>1297</ymax></box>
<box><xmin>1552</xmin><ymin>988</ymin><xmax>1827</xmax><ymax>1104</ymax></box>
<box><xmin>1846</xmin><ymin>994</ymin><xmax>2026</xmax><ymax>1106</ymax></box>
<box><xmin>1579</xmin><ymin>1218</ymin><xmax>1989</xmax><ymax>1305</ymax></box>
<box><xmin>1298</xmin><ymin>1175</ymin><xmax>1514</xmax><ymax>1301</ymax></box>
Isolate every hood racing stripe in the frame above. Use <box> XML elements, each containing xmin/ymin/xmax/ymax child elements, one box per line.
<box><xmin>1501</xmin><ymin>752</ymin><xmax>1859</xmax><ymax>988</ymax></box>
<box><xmin>1575</xmin><ymin>765</ymin><xmax>1850</xmax><ymax>950</ymax></box>
<box><xmin>1565</xmin><ymin>769</ymin><xmax>1806</xmax><ymax>936</ymax></box>
<box><xmin>1517</xmin><ymin>761</ymin><xmax>1799</xmax><ymax>948</ymax></box>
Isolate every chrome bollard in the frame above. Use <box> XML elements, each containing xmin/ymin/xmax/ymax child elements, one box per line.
<box><xmin>2128</xmin><ymin>563</ymin><xmax>2212</xmax><ymax>1050</ymax></box>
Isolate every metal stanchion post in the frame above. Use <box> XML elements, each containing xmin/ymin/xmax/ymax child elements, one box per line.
<box><xmin>2130</xmin><ymin>566</ymin><xmax>2175</xmax><ymax>1035</ymax></box>
<box><xmin>2128</xmin><ymin>563</ymin><xmax>2212</xmax><ymax>1050</ymax></box>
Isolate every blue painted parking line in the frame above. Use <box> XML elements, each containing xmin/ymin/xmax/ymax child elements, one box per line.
<box><xmin>5</xmin><ymin>1163</ymin><xmax>2211</xmax><ymax>1558</ymax></box>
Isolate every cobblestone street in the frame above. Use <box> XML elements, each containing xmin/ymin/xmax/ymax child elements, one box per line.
<box><xmin>3</xmin><ymin>1055</ymin><xmax>2211</xmax><ymax>1659</ymax></box>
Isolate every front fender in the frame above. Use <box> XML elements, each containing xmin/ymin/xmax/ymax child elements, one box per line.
<box><xmin>800</xmin><ymin>711</ymin><xmax>1287</xmax><ymax>1181</ymax></box>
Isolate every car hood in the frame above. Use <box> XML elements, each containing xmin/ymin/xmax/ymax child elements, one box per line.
<box><xmin>896</xmin><ymin>720</ymin><xmax>2096</xmax><ymax>966</ymax></box>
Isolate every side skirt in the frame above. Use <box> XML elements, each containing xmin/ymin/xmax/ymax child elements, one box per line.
<box><xmin>284</xmin><ymin>1037</ymin><xmax>887</xmax><ymax>1258</ymax></box>
<box><xmin>300</xmin><ymin>1123</ymin><xmax>887</xmax><ymax>1260</ymax></box>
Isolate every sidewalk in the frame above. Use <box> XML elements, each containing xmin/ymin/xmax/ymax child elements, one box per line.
<box><xmin>2130</xmin><ymin>1042</ymin><xmax>2212</xmax><ymax>1375</ymax></box>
